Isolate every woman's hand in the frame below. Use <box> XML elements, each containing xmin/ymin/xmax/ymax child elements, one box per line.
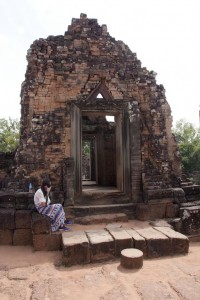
<box><xmin>47</xmin><ymin>187</ymin><xmax>51</xmax><ymax>195</ymax></box>
<box><xmin>40</xmin><ymin>202</ymin><xmax>46</xmax><ymax>207</ymax></box>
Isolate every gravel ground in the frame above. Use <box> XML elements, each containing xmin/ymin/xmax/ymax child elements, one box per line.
<box><xmin>0</xmin><ymin>240</ymin><xmax>199</xmax><ymax>300</ymax></box>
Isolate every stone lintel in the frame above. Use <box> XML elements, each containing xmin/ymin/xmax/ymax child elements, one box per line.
<box><xmin>106</xmin><ymin>228</ymin><xmax>133</xmax><ymax>256</ymax></box>
<box><xmin>62</xmin><ymin>230</ymin><xmax>90</xmax><ymax>266</ymax></box>
<box><xmin>136</xmin><ymin>227</ymin><xmax>171</xmax><ymax>258</ymax></box>
<box><xmin>86</xmin><ymin>229</ymin><xmax>115</xmax><ymax>262</ymax></box>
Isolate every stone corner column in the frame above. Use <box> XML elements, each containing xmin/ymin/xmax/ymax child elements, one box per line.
<box><xmin>62</xmin><ymin>158</ymin><xmax>75</xmax><ymax>206</ymax></box>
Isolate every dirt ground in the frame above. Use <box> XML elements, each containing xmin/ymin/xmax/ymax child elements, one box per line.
<box><xmin>0</xmin><ymin>221</ymin><xmax>200</xmax><ymax>300</ymax></box>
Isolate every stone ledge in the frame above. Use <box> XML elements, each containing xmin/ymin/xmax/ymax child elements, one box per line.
<box><xmin>0</xmin><ymin>208</ymin><xmax>15</xmax><ymax>230</ymax></box>
<box><xmin>86</xmin><ymin>229</ymin><xmax>115</xmax><ymax>263</ymax></box>
<box><xmin>136</xmin><ymin>202</ymin><xmax>178</xmax><ymax>221</ymax></box>
<box><xmin>180</xmin><ymin>206</ymin><xmax>200</xmax><ymax>235</ymax></box>
<box><xmin>33</xmin><ymin>232</ymin><xmax>62</xmax><ymax>251</ymax></box>
<box><xmin>31</xmin><ymin>212</ymin><xmax>51</xmax><ymax>234</ymax></box>
<box><xmin>146</xmin><ymin>188</ymin><xmax>186</xmax><ymax>204</ymax></box>
<box><xmin>13</xmin><ymin>229</ymin><xmax>33</xmax><ymax>246</ymax></box>
<box><xmin>125</xmin><ymin>228</ymin><xmax>147</xmax><ymax>256</ymax></box>
<box><xmin>75</xmin><ymin>213</ymin><xmax>128</xmax><ymax>225</ymax></box>
<box><xmin>62</xmin><ymin>226</ymin><xmax>189</xmax><ymax>266</ymax></box>
<box><xmin>106</xmin><ymin>227</ymin><xmax>133</xmax><ymax>256</ymax></box>
<box><xmin>0</xmin><ymin>207</ymin><xmax>52</xmax><ymax>246</ymax></box>
<box><xmin>62</xmin><ymin>230</ymin><xmax>90</xmax><ymax>266</ymax></box>
<box><xmin>153</xmin><ymin>226</ymin><xmax>189</xmax><ymax>254</ymax></box>
<box><xmin>135</xmin><ymin>227</ymin><xmax>171</xmax><ymax>258</ymax></box>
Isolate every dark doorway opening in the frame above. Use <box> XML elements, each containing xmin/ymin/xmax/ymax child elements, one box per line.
<box><xmin>71</xmin><ymin>95</ymin><xmax>132</xmax><ymax>204</ymax></box>
<box><xmin>81</xmin><ymin>112</ymin><xmax>116</xmax><ymax>188</ymax></box>
<box><xmin>82</xmin><ymin>138</ymin><xmax>96</xmax><ymax>183</ymax></box>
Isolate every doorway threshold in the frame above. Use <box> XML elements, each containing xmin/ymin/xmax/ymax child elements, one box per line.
<box><xmin>77</xmin><ymin>185</ymin><xmax>130</xmax><ymax>206</ymax></box>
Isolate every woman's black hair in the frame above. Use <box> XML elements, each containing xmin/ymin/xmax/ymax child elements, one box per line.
<box><xmin>41</xmin><ymin>179</ymin><xmax>51</xmax><ymax>196</ymax></box>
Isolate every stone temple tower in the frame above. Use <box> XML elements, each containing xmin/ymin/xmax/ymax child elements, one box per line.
<box><xmin>14</xmin><ymin>13</ymin><xmax>182</xmax><ymax>213</ymax></box>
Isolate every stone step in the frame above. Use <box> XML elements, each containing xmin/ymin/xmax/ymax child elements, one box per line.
<box><xmin>180</xmin><ymin>200</ymin><xmax>200</xmax><ymax>207</ymax></box>
<box><xmin>61</xmin><ymin>226</ymin><xmax>189</xmax><ymax>266</ymax></box>
<box><xmin>143</xmin><ymin>175</ymin><xmax>163</xmax><ymax>181</ymax></box>
<box><xmin>86</xmin><ymin>229</ymin><xmax>115</xmax><ymax>262</ymax></box>
<box><xmin>188</xmin><ymin>234</ymin><xmax>200</xmax><ymax>242</ymax></box>
<box><xmin>182</xmin><ymin>185</ymin><xmax>200</xmax><ymax>202</ymax></box>
<box><xmin>153</xmin><ymin>226</ymin><xmax>189</xmax><ymax>254</ymax></box>
<box><xmin>181</xmin><ymin>182</ymin><xmax>193</xmax><ymax>186</ymax></box>
<box><xmin>144</xmin><ymin>185</ymin><xmax>162</xmax><ymax>190</ymax></box>
<box><xmin>77</xmin><ymin>192</ymin><xmax>130</xmax><ymax>205</ymax></box>
<box><xmin>144</xmin><ymin>179</ymin><xmax>163</xmax><ymax>184</ymax></box>
<box><xmin>135</xmin><ymin>227</ymin><xmax>171</xmax><ymax>258</ymax></box>
<box><xmin>75</xmin><ymin>213</ymin><xmax>128</xmax><ymax>225</ymax></box>
<box><xmin>179</xmin><ymin>205</ymin><xmax>200</xmax><ymax>235</ymax></box>
<box><xmin>107</xmin><ymin>227</ymin><xmax>133</xmax><ymax>256</ymax></box>
<box><xmin>68</xmin><ymin>203</ymin><xmax>136</xmax><ymax>218</ymax></box>
<box><xmin>62</xmin><ymin>230</ymin><xmax>90</xmax><ymax>266</ymax></box>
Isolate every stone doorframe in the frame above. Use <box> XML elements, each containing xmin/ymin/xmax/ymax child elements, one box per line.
<box><xmin>71</xmin><ymin>98</ymin><xmax>142</xmax><ymax>203</ymax></box>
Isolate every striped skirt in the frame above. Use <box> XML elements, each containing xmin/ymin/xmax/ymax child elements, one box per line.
<box><xmin>37</xmin><ymin>203</ymin><xmax>65</xmax><ymax>232</ymax></box>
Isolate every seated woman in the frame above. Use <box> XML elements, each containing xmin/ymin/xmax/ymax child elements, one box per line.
<box><xmin>34</xmin><ymin>179</ymin><xmax>72</xmax><ymax>232</ymax></box>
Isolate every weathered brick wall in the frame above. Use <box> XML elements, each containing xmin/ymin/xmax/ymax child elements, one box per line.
<box><xmin>0</xmin><ymin>152</ymin><xmax>15</xmax><ymax>189</ymax></box>
<box><xmin>14</xmin><ymin>13</ymin><xmax>181</xmax><ymax>195</ymax></box>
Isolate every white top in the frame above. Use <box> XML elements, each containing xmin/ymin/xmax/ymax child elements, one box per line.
<box><xmin>34</xmin><ymin>188</ymin><xmax>51</xmax><ymax>208</ymax></box>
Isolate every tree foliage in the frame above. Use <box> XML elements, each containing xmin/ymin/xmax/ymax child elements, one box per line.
<box><xmin>0</xmin><ymin>118</ymin><xmax>20</xmax><ymax>152</ymax></box>
<box><xmin>173</xmin><ymin>119</ymin><xmax>200</xmax><ymax>172</ymax></box>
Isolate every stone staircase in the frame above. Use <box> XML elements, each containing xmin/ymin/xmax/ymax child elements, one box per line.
<box><xmin>0</xmin><ymin>189</ymin><xmax>198</xmax><ymax>267</ymax></box>
<box><xmin>79</xmin><ymin>188</ymin><xmax>130</xmax><ymax>205</ymax></box>
<box><xmin>159</xmin><ymin>183</ymin><xmax>200</xmax><ymax>241</ymax></box>
<box><xmin>62</xmin><ymin>225</ymin><xmax>189</xmax><ymax>266</ymax></box>
<box><xmin>30</xmin><ymin>212</ymin><xmax>190</xmax><ymax>267</ymax></box>
<box><xmin>63</xmin><ymin>184</ymin><xmax>135</xmax><ymax>221</ymax></box>
<box><xmin>179</xmin><ymin>200</ymin><xmax>200</xmax><ymax>236</ymax></box>
<box><xmin>180</xmin><ymin>174</ymin><xmax>195</xmax><ymax>188</ymax></box>
<box><xmin>141</xmin><ymin>171</ymin><xmax>200</xmax><ymax>239</ymax></box>
<box><xmin>74</xmin><ymin>212</ymin><xmax>128</xmax><ymax>225</ymax></box>
<box><xmin>67</xmin><ymin>203</ymin><xmax>136</xmax><ymax>219</ymax></box>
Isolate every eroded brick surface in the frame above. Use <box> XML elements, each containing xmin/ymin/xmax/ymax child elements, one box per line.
<box><xmin>12</xmin><ymin>14</ymin><xmax>181</xmax><ymax>200</ymax></box>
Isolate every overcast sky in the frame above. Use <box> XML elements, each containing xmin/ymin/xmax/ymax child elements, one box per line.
<box><xmin>0</xmin><ymin>0</ymin><xmax>199</xmax><ymax>127</ymax></box>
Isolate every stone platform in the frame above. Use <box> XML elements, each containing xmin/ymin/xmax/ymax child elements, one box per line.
<box><xmin>62</xmin><ymin>225</ymin><xmax>189</xmax><ymax>266</ymax></box>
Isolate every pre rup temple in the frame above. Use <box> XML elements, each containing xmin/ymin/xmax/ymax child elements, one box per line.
<box><xmin>0</xmin><ymin>14</ymin><xmax>200</xmax><ymax>256</ymax></box>
<box><xmin>17</xmin><ymin>13</ymin><xmax>181</xmax><ymax>201</ymax></box>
